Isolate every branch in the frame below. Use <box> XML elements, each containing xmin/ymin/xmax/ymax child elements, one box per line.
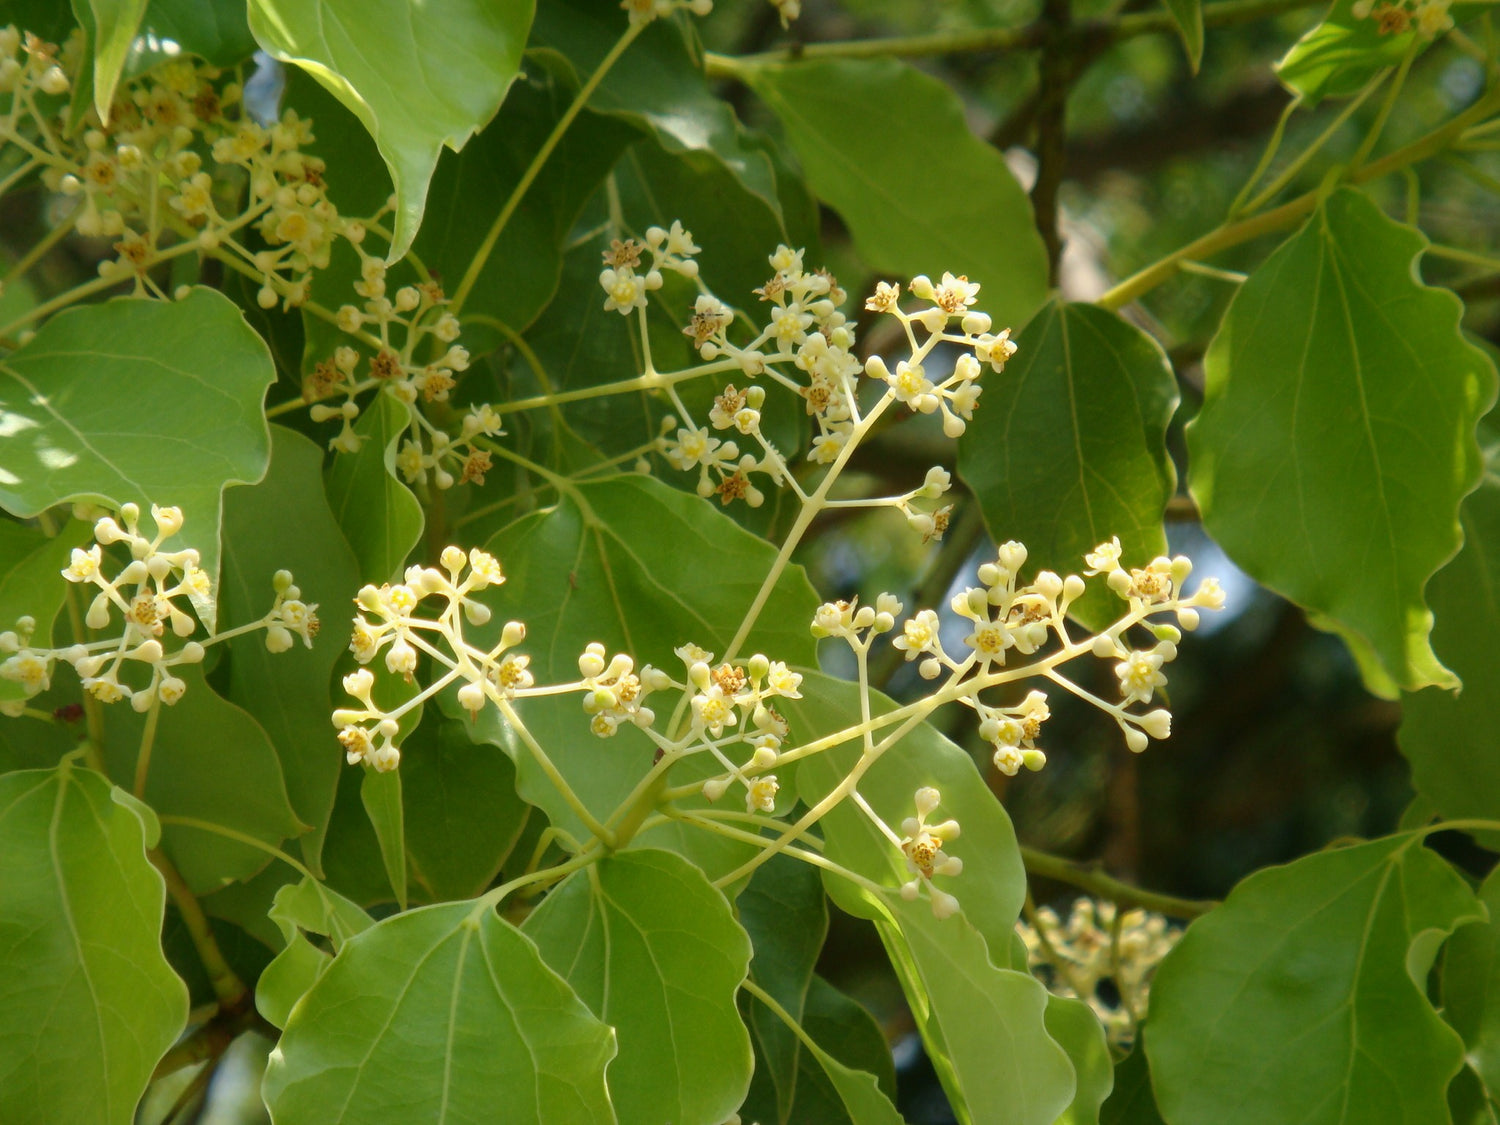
<box><xmin>1021</xmin><ymin>844</ymin><xmax>1218</xmax><ymax>917</ymax></box>
<box><xmin>704</xmin><ymin>0</ymin><xmax>1322</xmax><ymax>75</ymax></box>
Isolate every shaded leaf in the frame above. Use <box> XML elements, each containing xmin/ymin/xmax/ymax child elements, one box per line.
<box><xmin>1187</xmin><ymin>188</ymin><xmax>1496</xmax><ymax>692</ymax></box>
<box><xmin>0</xmin><ymin>519</ymin><xmax>91</xmax><ymax>706</ymax></box>
<box><xmin>0</xmin><ymin>289</ymin><xmax>275</xmax><ymax>631</ymax></box>
<box><xmin>221</xmin><ymin>425</ymin><xmax>360</xmax><ymax>876</ymax></box>
<box><xmin>0</xmin><ymin>762</ymin><xmax>187</xmax><ymax>1123</ymax></box>
<box><xmin>360</xmin><ymin>765</ymin><xmax>406</xmax><ymax>909</ymax></box>
<box><xmin>1444</xmin><ymin>867</ymin><xmax>1500</xmax><ymax>1103</ymax></box>
<box><xmin>247</xmin><ymin>0</ymin><xmax>534</xmax><ymax>260</ymax></box>
<box><xmin>523</xmin><ymin>848</ymin><xmax>753</xmax><ymax>1125</ymax></box>
<box><xmin>101</xmin><ymin>664</ymin><xmax>302</xmax><ymax>892</ymax></box>
<box><xmin>262</xmin><ymin>900</ymin><xmax>617</xmax><ymax>1123</ymax></box>
<box><xmin>744</xmin><ymin>57</ymin><xmax>1049</xmax><ymax>329</ymax></box>
<box><xmin>1099</xmin><ymin>1045</ymin><xmax>1166</xmax><ymax>1125</ymax></box>
<box><xmin>1044</xmin><ymin>993</ymin><xmax>1114</xmax><ymax>1125</ymax></box>
<box><xmin>959</xmin><ymin>299</ymin><xmax>1178</xmax><ymax>628</ymax></box>
<box><xmin>402</xmin><ymin>713</ymin><xmax>531</xmax><ymax>902</ymax></box>
<box><xmin>1146</xmin><ymin>834</ymin><xmax>1482</xmax><ymax>1125</ymax></box>
<box><xmin>137</xmin><ymin>0</ymin><xmax>257</xmax><ymax>67</ymax></box>
<box><xmin>324</xmin><ymin>390</ymin><xmax>424</xmax><ymax>583</ymax></box>
<box><xmin>1163</xmin><ymin>0</ymin><xmax>1204</xmax><ymax>71</ymax></box>
<box><xmin>530</xmin><ymin>2</ymin><xmax>783</xmax><ymax>221</ymax></box>
<box><xmin>1399</xmin><ymin>414</ymin><xmax>1500</xmax><ymax>846</ymax></box>
<box><xmin>256</xmin><ymin>874</ymin><xmax>371</xmax><ymax>1029</ymax></box>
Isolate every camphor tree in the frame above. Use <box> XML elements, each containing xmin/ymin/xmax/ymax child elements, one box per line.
<box><xmin>0</xmin><ymin>0</ymin><xmax>1496</xmax><ymax>1121</ymax></box>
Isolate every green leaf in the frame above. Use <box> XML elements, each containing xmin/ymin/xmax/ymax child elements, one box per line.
<box><xmin>360</xmin><ymin>765</ymin><xmax>406</xmax><ymax>909</ymax></box>
<box><xmin>402</xmin><ymin>713</ymin><xmax>531</xmax><ymax>902</ymax></box>
<box><xmin>1162</xmin><ymin>0</ymin><xmax>1204</xmax><ymax>71</ymax></box>
<box><xmin>1444</xmin><ymin>867</ymin><xmax>1500</xmax><ymax>1103</ymax></box>
<box><xmin>1099</xmin><ymin>1046</ymin><xmax>1166</xmax><ymax>1125</ymax></box>
<box><xmin>740</xmin><ymin>854</ymin><xmax>830</xmax><ymax>1124</ymax></box>
<box><xmin>80</xmin><ymin>0</ymin><xmax>148</xmax><ymax>120</ymax></box>
<box><xmin>1277</xmin><ymin>0</ymin><xmax>1425</xmax><ymax>106</ymax></box>
<box><xmin>958</xmin><ymin>299</ymin><xmax>1178</xmax><ymax>629</ymax></box>
<box><xmin>324</xmin><ymin>391</ymin><xmax>424</xmax><ymax>583</ymax></box>
<box><xmin>0</xmin><ymin>762</ymin><xmax>188</xmax><ymax>1123</ymax></box>
<box><xmin>744</xmin><ymin>975</ymin><xmax>907</xmax><ymax>1125</ymax></box>
<box><xmin>414</xmin><ymin>75</ymin><xmax>635</xmax><ymax>350</ymax></box>
<box><xmin>744</xmin><ymin>57</ymin><xmax>1049</xmax><ymax>329</ymax></box>
<box><xmin>458</xmin><ymin>473</ymin><xmax>818</xmax><ymax>850</ymax></box>
<box><xmin>530</xmin><ymin>2</ymin><xmax>784</xmax><ymax>222</ymax></box>
<box><xmin>1145</xmin><ymin>834</ymin><xmax>1483</xmax><ymax>1125</ymax></box>
<box><xmin>1186</xmin><ymin>188</ymin><xmax>1497</xmax><ymax>692</ymax></box>
<box><xmin>256</xmin><ymin>874</ymin><xmax>372</xmax><ymax>1029</ymax></box>
<box><xmin>0</xmin><ymin>289</ymin><xmax>274</xmax><ymax>632</ymax></box>
<box><xmin>523</xmin><ymin>849</ymin><xmax>753</xmax><ymax>1125</ymax></box>
<box><xmin>221</xmin><ymin>425</ymin><xmax>360</xmax><ymax>876</ymax></box>
<box><xmin>1044</xmin><ymin>993</ymin><xmax>1114</xmax><ymax>1125</ymax></box>
<box><xmin>100</xmin><ymin>665</ymin><xmax>302</xmax><ymax>892</ymax></box>
<box><xmin>137</xmin><ymin>0</ymin><xmax>257</xmax><ymax>67</ymax></box>
<box><xmin>246</xmin><ymin>0</ymin><xmax>534</xmax><ymax>261</ymax></box>
<box><xmin>1398</xmin><ymin>415</ymin><xmax>1500</xmax><ymax>846</ymax></box>
<box><xmin>262</xmin><ymin>900</ymin><xmax>617</xmax><ymax>1123</ymax></box>
<box><xmin>894</xmin><ymin>904</ymin><xmax>1078</xmax><ymax>1125</ymax></box>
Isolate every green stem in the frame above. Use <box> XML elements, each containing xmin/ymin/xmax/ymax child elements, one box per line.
<box><xmin>1238</xmin><ymin>68</ymin><xmax>1387</xmax><ymax>217</ymax></box>
<box><xmin>131</xmin><ymin>694</ymin><xmax>161</xmax><ymax>800</ymax></box>
<box><xmin>2</xmin><ymin>208</ymin><xmax>77</xmax><ymax>290</ymax></box>
<box><xmin>157</xmin><ymin>815</ymin><xmax>316</xmax><ymax>881</ymax></box>
<box><xmin>452</xmin><ymin>21</ymin><xmax>645</xmax><ymax>312</ymax></box>
<box><xmin>1098</xmin><ymin>81</ymin><xmax>1500</xmax><ymax>310</ymax></box>
<box><xmin>1021</xmin><ymin>845</ymin><xmax>1217</xmax><ymax>917</ymax></box>
<box><xmin>150</xmin><ymin>848</ymin><xmax>247</xmax><ymax>1009</ymax></box>
<box><xmin>1349</xmin><ymin>43</ymin><xmax>1418</xmax><ymax>173</ymax></box>
<box><xmin>1228</xmin><ymin>94</ymin><xmax>1302</xmax><ymax>217</ymax></box>
<box><xmin>495</xmin><ymin>698</ymin><xmax>617</xmax><ymax>848</ymax></box>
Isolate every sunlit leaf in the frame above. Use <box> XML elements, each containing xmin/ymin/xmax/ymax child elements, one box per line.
<box><xmin>523</xmin><ymin>849</ymin><xmax>753</xmax><ymax>1125</ymax></box>
<box><xmin>263</xmin><ymin>900</ymin><xmax>617</xmax><ymax>1123</ymax></box>
<box><xmin>1187</xmin><ymin>188</ymin><xmax>1497</xmax><ymax>692</ymax></box>
<box><xmin>0</xmin><ymin>762</ymin><xmax>187</xmax><ymax>1123</ymax></box>
<box><xmin>1146</xmin><ymin>833</ymin><xmax>1482</xmax><ymax>1124</ymax></box>
<box><xmin>1277</xmin><ymin>0</ymin><xmax>1428</xmax><ymax>105</ymax></box>
<box><xmin>0</xmin><ymin>289</ymin><xmax>275</xmax><ymax>631</ymax></box>
<box><xmin>247</xmin><ymin>0</ymin><xmax>535</xmax><ymax>260</ymax></box>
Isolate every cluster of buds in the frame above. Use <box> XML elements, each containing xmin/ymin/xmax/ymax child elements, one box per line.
<box><xmin>336</xmin><ymin>546</ymin><xmax>529</xmax><ymax>771</ymax></box>
<box><xmin>0</xmin><ymin>504</ymin><xmax>314</xmax><ymax>715</ymax></box>
<box><xmin>1350</xmin><ymin>0</ymin><xmax>1452</xmax><ymax>35</ymax></box>
<box><xmin>898</xmin><ymin>787</ymin><xmax>964</xmax><ymax>919</ymax></box>
<box><xmin>842</xmin><ymin>538</ymin><xmax>1225</xmax><ymax>778</ymax></box>
<box><xmin>600</xmin><ymin>221</ymin><xmax>702</xmax><ymax>315</ymax></box>
<box><xmin>621</xmin><ymin>0</ymin><xmax>714</xmax><ymax>27</ymax></box>
<box><xmin>0</xmin><ymin>27</ymin><xmax>356</xmax><ymax>306</ymax></box>
<box><xmin>1018</xmin><ymin>897</ymin><xmax>1179</xmax><ymax>1049</ymax></box>
<box><xmin>313</xmin><ymin>259</ymin><xmax>499</xmax><ymax>486</ymax></box>
<box><xmin>863</xmin><ymin>273</ymin><xmax>1016</xmax><ymax>441</ymax></box>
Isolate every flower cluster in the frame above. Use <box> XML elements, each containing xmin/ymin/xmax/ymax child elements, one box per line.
<box><xmin>838</xmin><ymin>537</ymin><xmax>1225</xmax><ymax>778</ymax></box>
<box><xmin>1018</xmin><ymin>897</ymin><xmax>1179</xmax><ymax>1049</ymax></box>
<box><xmin>335</xmin><ymin>546</ymin><xmax>527</xmax><ymax>771</ymax></box>
<box><xmin>0</xmin><ymin>504</ymin><xmax>313</xmax><ymax>715</ymax></box>
<box><xmin>0</xmin><ymin>27</ymin><xmax>356</xmax><ymax>306</ymax></box>
<box><xmin>1350</xmin><ymin>0</ymin><xmax>1452</xmax><ymax>35</ymax></box>
<box><xmin>312</xmin><ymin>260</ymin><xmax>499</xmax><ymax>486</ymax></box>
<box><xmin>899</xmin><ymin>787</ymin><xmax>964</xmax><ymax>919</ymax></box>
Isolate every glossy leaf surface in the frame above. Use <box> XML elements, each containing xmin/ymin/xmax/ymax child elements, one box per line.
<box><xmin>1188</xmin><ymin>188</ymin><xmax>1495</xmax><ymax>691</ymax></box>
<box><xmin>523</xmin><ymin>849</ymin><xmax>753</xmax><ymax>1125</ymax></box>
<box><xmin>0</xmin><ymin>289</ymin><xmax>274</xmax><ymax>631</ymax></box>
<box><xmin>0</xmin><ymin>763</ymin><xmax>187</xmax><ymax>1123</ymax></box>
<box><xmin>247</xmin><ymin>0</ymin><xmax>534</xmax><ymax>260</ymax></box>
<box><xmin>263</xmin><ymin>900</ymin><xmax>617</xmax><ymax>1123</ymax></box>
<box><xmin>1147</xmin><ymin>834</ymin><xmax>1482</xmax><ymax>1124</ymax></box>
